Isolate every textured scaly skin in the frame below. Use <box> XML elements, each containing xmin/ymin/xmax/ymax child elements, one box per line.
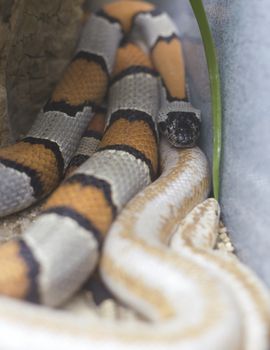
<box><xmin>0</xmin><ymin>141</ymin><xmax>269</xmax><ymax>349</ymax></box>
<box><xmin>170</xmin><ymin>199</ymin><xmax>270</xmax><ymax>350</ymax></box>
<box><xmin>0</xmin><ymin>0</ymin><xmax>191</xmax><ymax>305</ymax></box>
<box><xmin>0</xmin><ymin>0</ymin><xmax>200</xmax><ymax>217</ymax></box>
<box><xmin>0</xmin><ymin>2</ymin><xmax>269</xmax><ymax>349</ymax></box>
<box><xmin>0</xmin><ymin>42</ymin><xmax>159</xmax><ymax>306</ymax></box>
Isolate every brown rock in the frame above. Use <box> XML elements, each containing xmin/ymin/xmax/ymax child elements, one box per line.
<box><xmin>0</xmin><ymin>0</ymin><xmax>84</xmax><ymax>145</ymax></box>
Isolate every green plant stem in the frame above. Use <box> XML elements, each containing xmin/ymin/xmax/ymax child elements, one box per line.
<box><xmin>189</xmin><ymin>0</ymin><xmax>222</xmax><ymax>200</ymax></box>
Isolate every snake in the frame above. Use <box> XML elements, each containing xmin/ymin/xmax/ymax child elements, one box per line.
<box><xmin>0</xmin><ymin>143</ymin><xmax>269</xmax><ymax>349</ymax></box>
<box><xmin>0</xmin><ymin>0</ymin><xmax>200</xmax><ymax>217</ymax></box>
<box><xmin>0</xmin><ymin>1</ymin><xmax>269</xmax><ymax>349</ymax></box>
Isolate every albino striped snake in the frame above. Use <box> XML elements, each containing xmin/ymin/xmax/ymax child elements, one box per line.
<box><xmin>0</xmin><ymin>140</ymin><xmax>269</xmax><ymax>349</ymax></box>
<box><xmin>0</xmin><ymin>1</ymin><xmax>269</xmax><ymax>349</ymax></box>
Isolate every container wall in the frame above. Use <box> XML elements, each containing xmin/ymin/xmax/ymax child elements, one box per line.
<box><xmin>204</xmin><ymin>0</ymin><xmax>270</xmax><ymax>285</ymax></box>
<box><xmin>89</xmin><ymin>0</ymin><xmax>270</xmax><ymax>285</ymax></box>
<box><xmin>155</xmin><ymin>0</ymin><xmax>270</xmax><ymax>285</ymax></box>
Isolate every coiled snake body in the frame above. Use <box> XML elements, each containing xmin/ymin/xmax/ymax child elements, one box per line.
<box><xmin>0</xmin><ymin>1</ymin><xmax>269</xmax><ymax>349</ymax></box>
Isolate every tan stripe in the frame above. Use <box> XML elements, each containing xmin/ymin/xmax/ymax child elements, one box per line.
<box><xmin>180</xmin><ymin>200</ymin><xmax>213</xmax><ymax>247</ymax></box>
<box><xmin>116</xmin><ymin>148</ymin><xmax>209</xmax><ymax>244</ymax></box>
<box><xmin>101</xmin><ymin>254</ymin><xmax>175</xmax><ymax>319</ymax></box>
<box><xmin>193</xmin><ymin>247</ymin><xmax>270</xmax><ymax>327</ymax></box>
<box><xmin>0</xmin><ymin>142</ymin><xmax>59</xmax><ymax>194</ymax></box>
<box><xmin>0</xmin><ymin>241</ymin><xmax>29</xmax><ymax>299</ymax></box>
<box><xmin>52</xmin><ymin>59</ymin><xmax>108</xmax><ymax>106</ymax></box>
<box><xmin>44</xmin><ymin>183</ymin><xmax>114</xmax><ymax>235</ymax></box>
<box><xmin>103</xmin><ymin>1</ymin><xmax>154</xmax><ymax>33</ymax></box>
<box><xmin>152</xmin><ymin>38</ymin><xmax>186</xmax><ymax>99</ymax></box>
<box><xmin>158</xmin><ymin>175</ymin><xmax>209</xmax><ymax>244</ymax></box>
<box><xmin>99</xmin><ymin>118</ymin><xmax>158</xmax><ymax>174</ymax></box>
<box><xmin>101</xmin><ymin>232</ymin><xmax>224</xmax><ymax>336</ymax></box>
<box><xmin>112</xmin><ymin>43</ymin><xmax>153</xmax><ymax>77</ymax></box>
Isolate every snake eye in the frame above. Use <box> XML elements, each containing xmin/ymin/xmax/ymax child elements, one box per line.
<box><xmin>160</xmin><ymin>111</ymin><xmax>201</xmax><ymax>148</ymax></box>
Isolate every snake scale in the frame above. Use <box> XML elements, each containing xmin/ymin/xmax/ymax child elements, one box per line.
<box><xmin>0</xmin><ymin>1</ymin><xmax>269</xmax><ymax>349</ymax></box>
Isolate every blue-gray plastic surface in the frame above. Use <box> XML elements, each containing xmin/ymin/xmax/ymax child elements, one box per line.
<box><xmin>156</xmin><ymin>0</ymin><xmax>270</xmax><ymax>285</ymax></box>
<box><xmin>90</xmin><ymin>0</ymin><xmax>270</xmax><ymax>285</ymax></box>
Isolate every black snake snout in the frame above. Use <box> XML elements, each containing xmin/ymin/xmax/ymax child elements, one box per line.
<box><xmin>159</xmin><ymin>111</ymin><xmax>201</xmax><ymax>148</ymax></box>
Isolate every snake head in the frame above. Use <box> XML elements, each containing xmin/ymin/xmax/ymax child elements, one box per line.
<box><xmin>159</xmin><ymin>110</ymin><xmax>201</xmax><ymax>148</ymax></box>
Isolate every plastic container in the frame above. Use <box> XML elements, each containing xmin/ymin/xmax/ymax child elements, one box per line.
<box><xmin>154</xmin><ymin>0</ymin><xmax>270</xmax><ymax>285</ymax></box>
